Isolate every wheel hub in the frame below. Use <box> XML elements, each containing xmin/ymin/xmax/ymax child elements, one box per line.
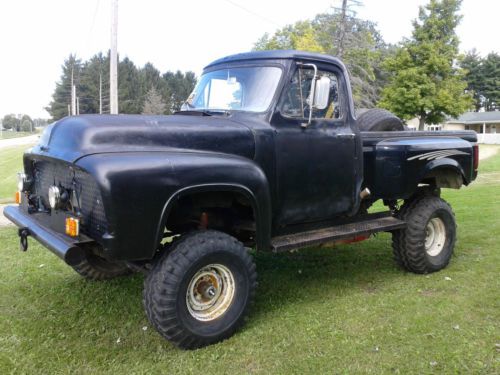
<box><xmin>186</xmin><ymin>264</ymin><xmax>235</xmax><ymax>321</ymax></box>
<box><xmin>425</xmin><ymin>217</ymin><xmax>446</xmax><ymax>256</ymax></box>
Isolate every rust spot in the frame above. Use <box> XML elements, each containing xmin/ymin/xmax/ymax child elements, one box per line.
<box><xmin>199</xmin><ymin>212</ymin><xmax>208</xmax><ymax>229</ymax></box>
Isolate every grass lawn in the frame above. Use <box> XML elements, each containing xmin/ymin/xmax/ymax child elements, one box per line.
<box><xmin>0</xmin><ymin>149</ymin><xmax>499</xmax><ymax>374</ymax></box>
<box><xmin>0</xmin><ymin>131</ymin><xmax>37</xmax><ymax>140</ymax></box>
<box><xmin>0</xmin><ymin>145</ymin><xmax>31</xmax><ymax>204</ymax></box>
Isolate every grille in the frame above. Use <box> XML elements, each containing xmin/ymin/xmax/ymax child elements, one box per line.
<box><xmin>32</xmin><ymin>160</ymin><xmax>108</xmax><ymax>239</ymax></box>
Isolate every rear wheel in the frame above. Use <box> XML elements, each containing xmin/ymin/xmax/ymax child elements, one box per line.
<box><xmin>143</xmin><ymin>230</ymin><xmax>257</xmax><ymax>349</ymax></box>
<box><xmin>392</xmin><ymin>196</ymin><xmax>456</xmax><ymax>273</ymax></box>
<box><xmin>72</xmin><ymin>248</ymin><xmax>132</xmax><ymax>280</ymax></box>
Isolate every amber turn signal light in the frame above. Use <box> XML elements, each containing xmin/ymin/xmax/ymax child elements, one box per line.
<box><xmin>65</xmin><ymin>217</ymin><xmax>80</xmax><ymax>237</ymax></box>
<box><xmin>15</xmin><ymin>191</ymin><xmax>21</xmax><ymax>204</ymax></box>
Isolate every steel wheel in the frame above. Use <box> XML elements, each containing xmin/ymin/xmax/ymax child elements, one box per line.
<box><xmin>425</xmin><ymin>217</ymin><xmax>446</xmax><ymax>256</ymax></box>
<box><xmin>186</xmin><ymin>263</ymin><xmax>236</xmax><ymax>321</ymax></box>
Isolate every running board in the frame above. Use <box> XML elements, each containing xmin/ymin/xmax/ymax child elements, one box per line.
<box><xmin>271</xmin><ymin>215</ymin><xmax>406</xmax><ymax>253</ymax></box>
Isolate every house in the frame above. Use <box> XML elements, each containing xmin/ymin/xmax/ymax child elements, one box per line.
<box><xmin>405</xmin><ymin>111</ymin><xmax>500</xmax><ymax>144</ymax></box>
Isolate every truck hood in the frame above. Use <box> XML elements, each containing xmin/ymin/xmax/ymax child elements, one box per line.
<box><xmin>33</xmin><ymin>114</ymin><xmax>256</xmax><ymax>162</ymax></box>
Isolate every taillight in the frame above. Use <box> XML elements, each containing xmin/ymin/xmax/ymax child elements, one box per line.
<box><xmin>473</xmin><ymin>145</ymin><xmax>479</xmax><ymax>171</ymax></box>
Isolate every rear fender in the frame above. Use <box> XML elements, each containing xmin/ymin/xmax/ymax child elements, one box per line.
<box><xmin>419</xmin><ymin>158</ymin><xmax>467</xmax><ymax>188</ymax></box>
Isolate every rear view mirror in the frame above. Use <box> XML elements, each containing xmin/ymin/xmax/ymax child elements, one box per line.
<box><xmin>313</xmin><ymin>76</ymin><xmax>331</xmax><ymax>110</ymax></box>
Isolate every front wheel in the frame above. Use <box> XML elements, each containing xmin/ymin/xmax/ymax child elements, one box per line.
<box><xmin>392</xmin><ymin>196</ymin><xmax>456</xmax><ymax>273</ymax></box>
<box><xmin>143</xmin><ymin>230</ymin><xmax>257</xmax><ymax>349</ymax></box>
<box><xmin>72</xmin><ymin>247</ymin><xmax>132</xmax><ymax>280</ymax></box>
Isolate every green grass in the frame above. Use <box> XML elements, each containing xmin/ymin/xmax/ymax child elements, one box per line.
<box><xmin>0</xmin><ymin>145</ymin><xmax>32</xmax><ymax>203</ymax></box>
<box><xmin>0</xmin><ymin>150</ymin><xmax>499</xmax><ymax>374</ymax></box>
<box><xmin>0</xmin><ymin>131</ymin><xmax>36</xmax><ymax>140</ymax></box>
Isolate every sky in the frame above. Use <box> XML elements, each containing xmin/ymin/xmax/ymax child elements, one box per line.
<box><xmin>0</xmin><ymin>0</ymin><xmax>498</xmax><ymax>119</ymax></box>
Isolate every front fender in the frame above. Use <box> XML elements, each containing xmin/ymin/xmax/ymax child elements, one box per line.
<box><xmin>77</xmin><ymin>150</ymin><xmax>271</xmax><ymax>261</ymax></box>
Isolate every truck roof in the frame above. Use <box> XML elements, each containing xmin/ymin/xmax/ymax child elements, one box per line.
<box><xmin>205</xmin><ymin>50</ymin><xmax>344</xmax><ymax>70</ymax></box>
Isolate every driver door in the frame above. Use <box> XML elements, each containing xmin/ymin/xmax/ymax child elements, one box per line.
<box><xmin>272</xmin><ymin>63</ymin><xmax>359</xmax><ymax>228</ymax></box>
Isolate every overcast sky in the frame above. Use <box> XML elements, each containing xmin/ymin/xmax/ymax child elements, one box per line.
<box><xmin>0</xmin><ymin>0</ymin><xmax>498</xmax><ymax>119</ymax></box>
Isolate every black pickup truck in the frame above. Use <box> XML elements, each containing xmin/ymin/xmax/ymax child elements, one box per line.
<box><xmin>5</xmin><ymin>50</ymin><xmax>478</xmax><ymax>349</ymax></box>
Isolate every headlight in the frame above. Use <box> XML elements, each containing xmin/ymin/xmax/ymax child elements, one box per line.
<box><xmin>48</xmin><ymin>185</ymin><xmax>69</xmax><ymax>210</ymax></box>
<box><xmin>48</xmin><ymin>186</ymin><xmax>61</xmax><ymax>209</ymax></box>
<box><xmin>17</xmin><ymin>172</ymin><xmax>32</xmax><ymax>192</ymax></box>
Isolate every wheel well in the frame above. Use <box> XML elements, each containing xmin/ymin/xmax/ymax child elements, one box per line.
<box><xmin>165</xmin><ymin>191</ymin><xmax>256</xmax><ymax>246</ymax></box>
<box><xmin>420</xmin><ymin>167</ymin><xmax>464</xmax><ymax>189</ymax></box>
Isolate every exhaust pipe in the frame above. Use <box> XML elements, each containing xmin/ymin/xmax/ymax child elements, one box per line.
<box><xmin>360</xmin><ymin>188</ymin><xmax>371</xmax><ymax>200</ymax></box>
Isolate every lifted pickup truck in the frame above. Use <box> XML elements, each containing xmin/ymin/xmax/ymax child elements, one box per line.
<box><xmin>6</xmin><ymin>50</ymin><xmax>478</xmax><ymax>349</ymax></box>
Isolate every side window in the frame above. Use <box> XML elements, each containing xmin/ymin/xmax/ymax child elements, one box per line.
<box><xmin>281</xmin><ymin>68</ymin><xmax>341</xmax><ymax>120</ymax></box>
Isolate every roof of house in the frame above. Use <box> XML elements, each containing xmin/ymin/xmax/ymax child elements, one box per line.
<box><xmin>447</xmin><ymin>111</ymin><xmax>500</xmax><ymax>124</ymax></box>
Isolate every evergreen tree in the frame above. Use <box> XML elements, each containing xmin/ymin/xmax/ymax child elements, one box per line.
<box><xmin>79</xmin><ymin>52</ymin><xmax>109</xmax><ymax>114</ymax></box>
<box><xmin>380</xmin><ymin>0</ymin><xmax>472</xmax><ymax>129</ymax></box>
<box><xmin>118</xmin><ymin>57</ymin><xmax>141</xmax><ymax>114</ymax></box>
<box><xmin>46</xmin><ymin>54</ymin><xmax>197</xmax><ymax>120</ymax></box>
<box><xmin>163</xmin><ymin>71</ymin><xmax>197</xmax><ymax>113</ymax></box>
<box><xmin>142</xmin><ymin>87</ymin><xmax>166</xmax><ymax>115</ymax></box>
<box><xmin>46</xmin><ymin>55</ymin><xmax>82</xmax><ymax>120</ymax></box>
<box><xmin>481</xmin><ymin>53</ymin><xmax>500</xmax><ymax>111</ymax></box>
<box><xmin>460</xmin><ymin>49</ymin><xmax>484</xmax><ymax>111</ymax></box>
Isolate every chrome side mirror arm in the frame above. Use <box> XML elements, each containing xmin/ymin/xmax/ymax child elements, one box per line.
<box><xmin>297</xmin><ymin>62</ymin><xmax>318</xmax><ymax>128</ymax></box>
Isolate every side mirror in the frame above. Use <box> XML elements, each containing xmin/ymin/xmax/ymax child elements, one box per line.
<box><xmin>313</xmin><ymin>76</ymin><xmax>331</xmax><ymax>110</ymax></box>
<box><xmin>299</xmin><ymin>63</ymin><xmax>331</xmax><ymax>128</ymax></box>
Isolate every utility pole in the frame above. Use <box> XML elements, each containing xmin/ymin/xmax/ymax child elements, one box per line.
<box><xmin>71</xmin><ymin>68</ymin><xmax>77</xmax><ymax>116</ymax></box>
<box><xmin>338</xmin><ymin>0</ymin><xmax>348</xmax><ymax>59</ymax></box>
<box><xmin>99</xmin><ymin>71</ymin><xmax>103</xmax><ymax>114</ymax></box>
<box><xmin>110</xmin><ymin>0</ymin><xmax>119</xmax><ymax>114</ymax></box>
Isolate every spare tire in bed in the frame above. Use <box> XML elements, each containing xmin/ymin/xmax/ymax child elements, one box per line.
<box><xmin>356</xmin><ymin>108</ymin><xmax>404</xmax><ymax>131</ymax></box>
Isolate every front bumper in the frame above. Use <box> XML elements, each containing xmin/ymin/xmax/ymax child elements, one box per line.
<box><xmin>4</xmin><ymin>205</ymin><xmax>87</xmax><ymax>266</ymax></box>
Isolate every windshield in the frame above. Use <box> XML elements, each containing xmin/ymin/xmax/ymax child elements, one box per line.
<box><xmin>182</xmin><ymin>66</ymin><xmax>282</xmax><ymax>113</ymax></box>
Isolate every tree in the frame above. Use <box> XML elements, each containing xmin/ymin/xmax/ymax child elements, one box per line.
<box><xmin>481</xmin><ymin>53</ymin><xmax>500</xmax><ymax>111</ymax></box>
<box><xmin>20</xmin><ymin>119</ymin><xmax>32</xmax><ymax>132</ymax></box>
<box><xmin>163</xmin><ymin>71</ymin><xmax>197</xmax><ymax>113</ymax></box>
<box><xmin>142</xmin><ymin>87</ymin><xmax>166</xmax><ymax>115</ymax></box>
<box><xmin>46</xmin><ymin>55</ymin><xmax>82</xmax><ymax>120</ymax></box>
<box><xmin>33</xmin><ymin>118</ymin><xmax>49</xmax><ymax>128</ymax></box>
<box><xmin>79</xmin><ymin>52</ymin><xmax>109</xmax><ymax>115</ymax></box>
<box><xmin>118</xmin><ymin>57</ymin><xmax>141</xmax><ymax>114</ymax></box>
<box><xmin>21</xmin><ymin>115</ymin><xmax>33</xmax><ymax>132</ymax></box>
<box><xmin>460</xmin><ymin>49</ymin><xmax>484</xmax><ymax>111</ymax></box>
<box><xmin>380</xmin><ymin>0</ymin><xmax>472</xmax><ymax>130</ymax></box>
<box><xmin>1</xmin><ymin>114</ymin><xmax>20</xmax><ymax>130</ymax></box>
<box><xmin>47</xmin><ymin>54</ymin><xmax>197</xmax><ymax>119</ymax></box>
<box><xmin>253</xmin><ymin>3</ymin><xmax>392</xmax><ymax>108</ymax></box>
<box><xmin>254</xmin><ymin>21</ymin><xmax>325</xmax><ymax>53</ymax></box>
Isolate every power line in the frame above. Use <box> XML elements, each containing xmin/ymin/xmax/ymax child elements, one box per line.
<box><xmin>85</xmin><ymin>0</ymin><xmax>100</xmax><ymax>52</ymax></box>
<box><xmin>222</xmin><ymin>0</ymin><xmax>281</xmax><ymax>28</ymax></box>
